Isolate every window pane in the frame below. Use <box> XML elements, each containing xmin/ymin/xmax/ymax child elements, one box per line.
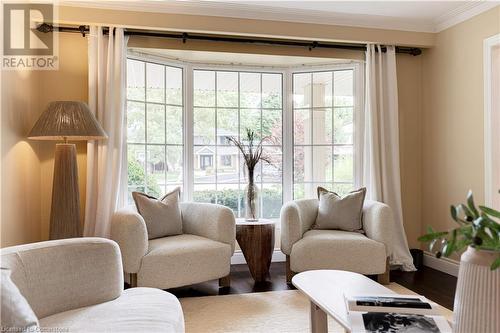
<box><xmin>128</xmin><ymin>144</ymin><xmax>145</xmax><ymax>188</ymax></box>
<box><xmin>293</xmin><ymin>73</ymin><xmax>311</xmax><ymax>108</ymax></box>
<box><xmin>240</xmin><ymin>72</ymin><xmax>261</xmax><ymax>108</ymax></box>
<box><xmin>166</xmin><ymin>106</ymin><xmax>183</xmax><ymax>144</ymax></box>
<box><xmin>217</xmin><ymin>72</ymin><xmax>238</xmax><ymax>107</ymax></box>
<box><xmin>146</xmin><ymin>145</ymin><xmax>165</xmax><ymax>197</ymax></box>
<box><xmin>333</xmin><ymin>183</ymin><xmax>354</xmax><ymax>196</ymax></box>
<box><xmin>147</xmin><ymin>104</ymin><xmax>165</xmax><ymax>144</ymax></box>
<box><xmin>193</xmin><ymin>184</ymin><xmax>217</xmax><ymax>203</ymax></box>
<box><xmin>334</xmin><ymin>107</ymin><xmax>353</xmax><ymax>144</ymax></box>
<box><xmin>293</xmin><ymin>183</ymin><xmax>305</xmax><ymax>200</ymax></box>
<box><xmin>194</xmin><ymin>107</ymin><xmax>215</xmax><ymax>145</ymax></box>
<box><xmin>194</xmin><ymin>145</ymin><xmax>216</xmax><ymax>183</ymax></box>
<box><xmin>146</xmin><ymin>63</ymin><xmax>164</xmax><ymax>103</ymax></box>
<box><xmin>312</xmin><ymin>108</ymin><xmax>332</xmax><ymax>144</ymax></box>
<box><xmin>194</xmin><ymin>70</ymin><xmax>215</xmax><ymax>107</ymax></box>
<box><xmin>127</xmin><ymin>59</ymin><xmax>145</xmax><ymax>101</ymax></box>
<box><xmin>166</xmin><ymin>66</ymin><xmax>182</xmax><ymax>105</ymax></box>
<box><xmin>262</xmin><ymin>74</ymin><xmax>282</xmax><ymax>109</ymax></box>
<box><xmin>312</xmin><ymin>146</ymin><xmax>332</xmax><ymax>182</ymax></box>
<box><xmin>334</xmin><ymin>70</ymin><xmax>353</xmax><ymax>106</ymax></box>
<box><xmin>262</xmin><ymin>184</ymin><xmax>282</xmax><ymax>219</ymax></box>
<box><xmin>334</xmin><ymin>146</ymin><xmax>353</xmax><ymax>182</ymax></box>
<box><xmin>262</xmin><ymin>146</ymin><xmax>282</xmax><ymax>183</ymax></box>
<box><xmin>262</xmin><ymin>109</ymin><xmax>281</xmax><ymax>144</ymax></box>
<box><xmin>313</xmin><ymin>71</ymin><xmax>332</xmax><ymax>107</ymax></box>
<box><xmin>216</xmin><ymin>184</ymin><xmax>240</xmax><ymax>216</ymax></box>
<box><xmin>217</xmin><ymin>146</ymin><xmax>240</xmax><ymax>183</ymax></box>
<box><xmin>217</xmin><ymin>108</ymin><xmax>238</xmax><ymax>144</ymax></box>
<box><xmin>293</xmin><ymin>146</ymin><xmax>312</xmax><ymax>182</ymax></box>
<box><xmin>293</xmin><ymin>109</ymin><xmax>311</xmax><ymax>145</ymax></box>
<box><xmin>167</xmin><ymin>146</ymin><xmax>183</xmax><ymax>184</ymax></box>
<box><xmin>127</xmin><ymin>101</ymin><xmax>145</xmax><ymax>143</ymax></box>
<box><xmin>240</xmin><ymin>109</ymin><xmax>261</xmax><ymax>139</ymax></box>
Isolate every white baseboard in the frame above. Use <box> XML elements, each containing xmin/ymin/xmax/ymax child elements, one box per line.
<box><xmin>423</xmin><ymin>251</ymin><xmax>459</xmax><ymax>277</ymax></box>
<box><xmin>231</xmin><ymin>249</ymin><xmax>286</xmax><ymax>265</ymax></box>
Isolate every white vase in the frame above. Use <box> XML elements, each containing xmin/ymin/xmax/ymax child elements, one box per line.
<box><xmin>453</xmin><ymin>246</ymin><xmax>500</xmax><ymax>333</ymax></box>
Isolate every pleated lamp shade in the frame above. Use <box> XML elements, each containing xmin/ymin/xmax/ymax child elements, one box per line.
<box><xmin>28</xmin><ymin>101</ymin><xmax>107</xmax><ymax>141</ymax></box>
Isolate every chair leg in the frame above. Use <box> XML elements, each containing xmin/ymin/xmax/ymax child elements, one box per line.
<box><xmin>286</xmin><ymin>255</ymin><xmax>295</xmax><ymax>284</ymax></box>
<box><xmin>130</xmin><ymin>273</ymin><xmax>138</xmax><ymax>288</ymax></box>
<box><xmin>377</xmin><ymin>257</ymin><xmax>390</xmax><ymax>285</ymax></box>
<box><xmin>219</xmin><ymin>274</ymin><xmax>230</xmax><ymax>288</ymax></box>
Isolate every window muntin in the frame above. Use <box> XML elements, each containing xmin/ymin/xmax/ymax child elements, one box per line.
<box><xmin>192</xmin><ymin>70</ymin><xmax>283</xmax><ymax>219</ymax></box>
<box><xmin>292</xmin><ymin>70</ymin><xmax>355</xmax><ymax>199</ymax></box>
<box><xmin>126</xmin><ymin>59</ymin><xmax>184</xmax><ymax>202</ymax></box>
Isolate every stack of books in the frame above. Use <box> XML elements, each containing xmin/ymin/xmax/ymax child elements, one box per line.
<box><xmin>345</xmin><ymin>294</ymin><xmax>452</xmax><ymax>333</ymax></box>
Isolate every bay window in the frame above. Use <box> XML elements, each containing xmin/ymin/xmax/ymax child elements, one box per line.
<box><xmin>126</xmin><ymin>55</ymin><xmax>361</xmax><ymax>218</ymax></box>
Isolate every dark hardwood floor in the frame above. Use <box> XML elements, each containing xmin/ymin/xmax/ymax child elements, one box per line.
<box><xmin>164</xmin><ymin>262</ymin><xmax>457</xmax><ymax>310</ymax></box>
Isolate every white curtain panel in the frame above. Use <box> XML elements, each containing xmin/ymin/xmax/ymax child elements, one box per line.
<box><xmin>84</xmin><ymin>27</ymin><xmax>128</xmax><ymax>237</ymax></box>
<box><xmin>362</xmin><ymin>44</ymin><xmax>416</xmax><ymax>271</ymax></box>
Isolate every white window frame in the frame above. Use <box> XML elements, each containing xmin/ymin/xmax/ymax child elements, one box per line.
<box><xmin>126</xmin><ymin>51</ymin><xmax>363</xmax><ymax>210</ymax></box>
<box><xmin>289</xmin><ymin>64</ymin><xmax>363</xmax><ymax>199</ymax></box>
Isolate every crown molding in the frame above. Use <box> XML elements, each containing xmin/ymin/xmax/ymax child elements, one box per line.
<box><xmin>59</xmin><ymin>1</ymin><xmax>436</xmax><ymax>33</ymax></box>
<box><xmin>434</xmin><ymin>1</ymin><xmax>499</xmax><ymax>32</ymax></box>
<box><xmin>60</xmin><ymin>1</ymin><xmax>499</xmax><ymax>34</ymax></box>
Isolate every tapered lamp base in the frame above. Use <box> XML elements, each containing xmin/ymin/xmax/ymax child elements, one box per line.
<box><xmin>49</xmin><ymin>143</ymin><xmax>81</xmax><ymax>239</ymax></box>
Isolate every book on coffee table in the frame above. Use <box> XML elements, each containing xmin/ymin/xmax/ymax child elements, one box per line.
<box><xmin>345</xmin><ymin>294</ymin><xmax>452</xmax><ymax>333</ymax></box>
<box><xmin>345</xmin><ymin>294</ymin><xmax>439</xmax><ymax>315</ymax></box>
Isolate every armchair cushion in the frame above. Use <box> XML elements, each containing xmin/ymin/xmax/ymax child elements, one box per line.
<box><xmin>290</xmin><ymin>229</ymin><xmax>386</xmax><ymax>274</ymax></box>
<box><xmin>314</xmin><ymin>187</ymin><xmax>366</xmax><ymax>232</ymax></box>
<box><xmin>39</xmin><ymin>287</ymin><xmax>184</xmax><ymax>333</ymax></box>
<box><xmin>139</xmin><ymin>234</ymin><xmax>232</xmax><ymax>289</ymax></box>
<box><xmin>132</xmin><ymin>188</ymin><xmax>182</xmax><ymax>239</ymax></box>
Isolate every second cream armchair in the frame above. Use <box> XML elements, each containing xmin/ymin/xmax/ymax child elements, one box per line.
<box><xmin>111</xmin><ymin>202</ymin><xmax>236</xmax><ymax>289</ymax></box>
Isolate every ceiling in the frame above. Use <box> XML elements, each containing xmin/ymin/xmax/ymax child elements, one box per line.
<box><xmin>62</xmin><ymin>0</ymin><xmax>499</xmax><ymax>32</ymax></box>
<box><xmin>130</xmin><ymin>48</ymin><xmax>351</xmax><ymax>67</ymax></box>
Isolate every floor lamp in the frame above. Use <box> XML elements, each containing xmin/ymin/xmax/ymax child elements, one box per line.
<box><xmin>28</xmin><ymin>101</ymin><xmax>107</xmax><ymax>240</ymax></box>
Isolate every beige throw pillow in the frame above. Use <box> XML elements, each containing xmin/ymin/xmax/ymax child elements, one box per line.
<box><xmin>314</xmin><ymin>187</ymin><xmax>366</xmax><ymax>232</ymax></box>
<box><xmin>1</xmin><ymin>268</ymin><xmax>39</xmax><ymax>332</ymax></box>
<box><xmin>132</xmin><ymin>188</ymin><xmax>183</xmax><ymax>239</ymax></box>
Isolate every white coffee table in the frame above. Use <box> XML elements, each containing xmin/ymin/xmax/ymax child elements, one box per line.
<box><xmin>292</xmin><ymin>270</ymin><xmax>397</xmax><ymax>333</ymax></box>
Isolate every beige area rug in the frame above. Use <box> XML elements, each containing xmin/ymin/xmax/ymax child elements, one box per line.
<box><xmin>180</xmin><ymin>283</ymin><xmax>453</xmax><ymax>333</ymax></box>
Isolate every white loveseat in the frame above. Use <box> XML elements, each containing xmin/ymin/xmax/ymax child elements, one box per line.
<box><xmin>281</xmin><ymin>199</ymin><xmax>393</xmax><ymax>284</ymax></box>
<box><xmin>111</xmin><ymin>202</ymin><xmax>236</xmax><ymax>289</ymax></box>
<box><xmin>0</xmin><ymin>238</ymin><xmax>184</xmax><ymax>332</ymax></box>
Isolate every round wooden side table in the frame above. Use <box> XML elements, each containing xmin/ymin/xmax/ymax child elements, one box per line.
<box><xmin>235</xmin><ymin>218</ymin><xmax>275</xmax><ymax>282</ymax></box>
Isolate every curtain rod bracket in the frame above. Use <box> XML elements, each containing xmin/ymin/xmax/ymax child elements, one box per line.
<box><xmin>37</xmin><ymin>23</ymin><xmax>53</xmax><ymax>33</ymax></box>
<box><xmin>308</xmin><ymin>41</ymin><xmax>318</xmax><ymax>51</ymax></box>
<box><xmin>79</xmin><ymin>25</ymin><xmax>87</xmax><ymax>37</ymax></box>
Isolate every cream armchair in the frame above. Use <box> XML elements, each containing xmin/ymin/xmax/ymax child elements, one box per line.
<box><xmin>281</xmin><ymin>199</ymin><xmax>393</xmax><ymax>284</ymax></box>
<box><xmin>0</xmin><ymin>238</ymin><xmax>184</xmax><ymax>332</ymax></box>
<box><xmin>111</xmin><ymin>202</ymin><xmax>236</xmax><ymax>289</ymax></box>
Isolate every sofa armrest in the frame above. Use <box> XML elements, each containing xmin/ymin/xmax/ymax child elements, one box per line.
<box><xmin>180</xmin><ymin>202</ymin><xmax>236</xmax><ymax>253</ymax></box>
<box><xmin>280</xmin><ymin>199</ymin><xmax>318</xmax><ymax>255</ymax></box>
<box><xmin>363</xmin><ymin>200</ymin><xmax>394</xmax><ymax>254</ymax></box>
<box><xmin>0</xmin><ymin>238</ymin><xmax>123</xmax><ymax>319</ymax></box>
<box><xmin>111</xmin><ymin>208</ymin><xmax>149</xmax><ymax>274</ymax></box>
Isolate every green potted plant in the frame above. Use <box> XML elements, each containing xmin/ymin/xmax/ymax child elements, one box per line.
<box><xmin>419</xmin><ymin>190</ymin><xmax>500</xmax><ymax>333</ymax></box>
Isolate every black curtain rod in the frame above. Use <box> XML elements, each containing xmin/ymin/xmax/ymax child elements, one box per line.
<box><xmin>37</xmin><ymin>23</ymin><xmax>422</xmax><ymax>56</ymax></box>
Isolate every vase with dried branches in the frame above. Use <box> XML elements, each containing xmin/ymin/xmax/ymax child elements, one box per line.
<box><xmin>227</xmin><ymin>129</ymin><xmax>271</xmax><ymax>221</ymax></box>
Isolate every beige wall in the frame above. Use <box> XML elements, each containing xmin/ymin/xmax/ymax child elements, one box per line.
<box><xmin>421</xmin><ymin>7</ymin><xmax>500</xmax><ymax>256</ymax></box>
<box><xmin>1</xmin><ymin>70</ymin><xmax>42</xmax><ymax>247</ymax></box>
